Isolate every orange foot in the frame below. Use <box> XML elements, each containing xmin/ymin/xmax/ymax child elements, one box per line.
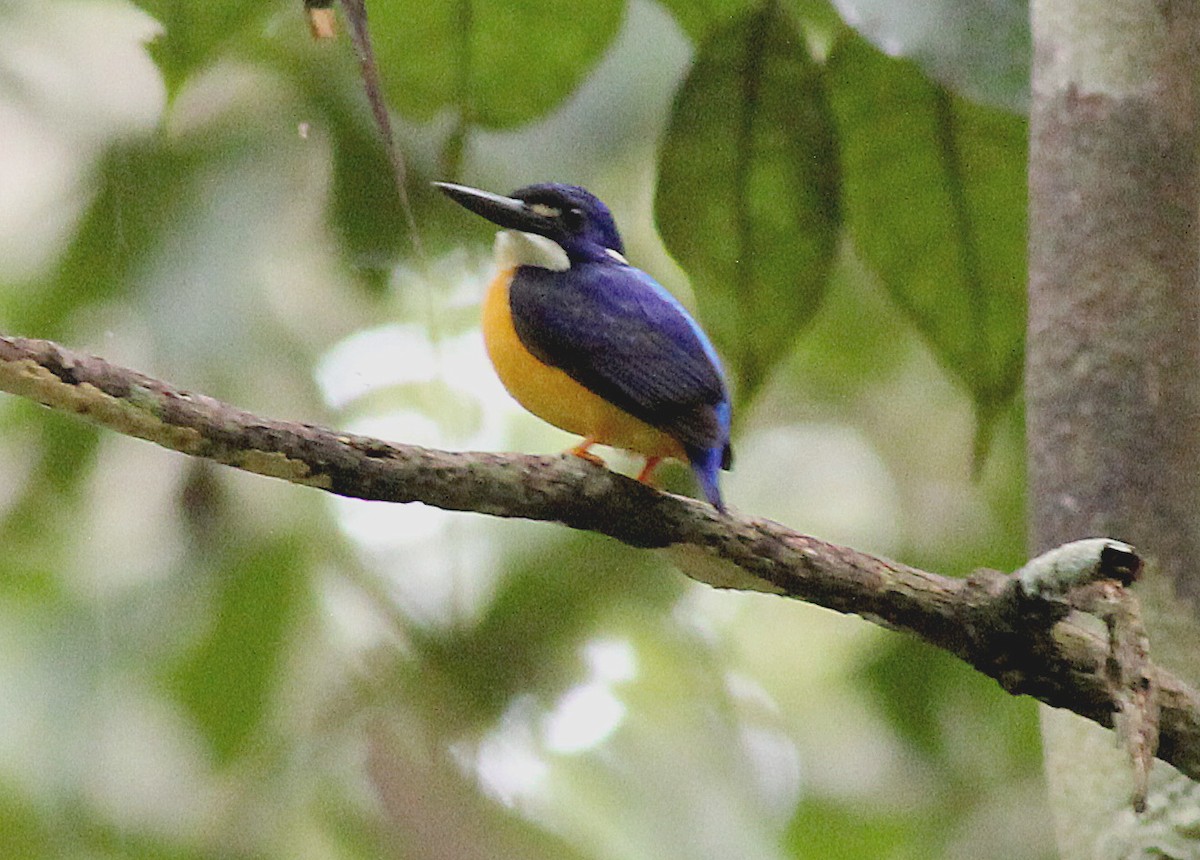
<box><xmin>569</xmin><ymin>438</ymin><xmax>606</xmax><ymax>467</ymax></box>
<box><xmin>636</xmin><ymin>457</ymin><xmax>663</xmax><ymax>485</ymax></box>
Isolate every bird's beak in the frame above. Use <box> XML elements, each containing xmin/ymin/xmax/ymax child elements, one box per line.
<box><xmin>433</xmin><ymin>182</ymin><xmax>556</xmax><ymax>235</ymax></box>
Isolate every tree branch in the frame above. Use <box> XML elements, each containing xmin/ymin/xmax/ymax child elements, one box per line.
<box><xmin>2</xmin><ymin>333</ymin><xmax>1199</xmax><ymax>783</ymax></box>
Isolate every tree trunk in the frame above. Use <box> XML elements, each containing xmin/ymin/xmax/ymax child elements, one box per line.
<box><xmin>1027</xmin><ymin>1</ymin><xmax>1200</xmax><ymax>856</ymax></box>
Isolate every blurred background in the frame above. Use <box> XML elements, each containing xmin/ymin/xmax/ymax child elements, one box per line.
<box><xmin>0</xmin><ymin>0</ymin><xmax>1044</xmax><ymax>857</ymax></box>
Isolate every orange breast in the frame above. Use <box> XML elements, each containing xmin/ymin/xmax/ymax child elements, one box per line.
<box><xmin>481</xmin><ymin>267</ymin><xmax>685</xmax><ymax>460</ymax></box>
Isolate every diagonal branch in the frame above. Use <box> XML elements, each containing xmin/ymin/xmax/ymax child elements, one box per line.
<box><xmin>2</xmin><ymin>333</ymin><xmax>1199</xmax><ymax>783</ymax></box>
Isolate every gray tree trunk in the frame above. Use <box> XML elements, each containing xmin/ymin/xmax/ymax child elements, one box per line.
<box><xmin>1027</xmin><ymin>2</ymin><xmax>1200</xmax><ymax>856</ymax></box>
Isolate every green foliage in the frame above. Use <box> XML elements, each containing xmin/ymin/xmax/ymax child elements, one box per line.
<box><xmin>0</xmin><ymin>788</ymin><xmax>52</xmax><ymax>858</ymax></box>
<box><xmin>786</xmin><ymin>799</ymin><xmax>926</xmax><ymax>859</ymax></box>
<box><xmin>131</xmin><ymin>0</ymin><xmax>285</xmax><ymax>94</ymax></box>
<box><xmin>402</xmin><ymin>533</ymin><xmax>676</xmax><ymax>732</ymax></box>
<box><xmin>830</xmin><ymin>0</ymin><xmax>1029</xmax><ymax>112</ymax></box>
<box><xmin>659</xmin><ymin>0</ymin><xmax>840</xmax><ymax>43</ymax></box>
<box><xmin>0</xmin><ymin>0</ymin><xmax>1042</xmax><ymax>857</ymax></box>
<box><xmin>10</xmin><ymin>142</ymin><xmax>201</xmax><ymax>337</ymax></box>
<box><xmin>656</xmin><ymin>3</ymin><xmax>841</xmax><ymax>401</ymax></box>
<box><xmin>862</xmin><ymin>637</ymin><xmax>1043</xmax><ymax>763</ymax></box>
<box><xmin>168</xmin><ymin>537</ymin><xmax>310</xmax><ymax>765</ymax></box>
<box><xmin>0</xmin><ymin>408</ymin><xmax>99</xmax><ymax>597</ymax></box>
<box><xmin>656</xmin><ymin>0</ymin><xmax>756</xmax><ymax>40</ymax></box>
<box><xmin>826</xmin><ymin>34</ymin><xmax>1027</xmax><ymax>457</ymax></box>
<box><xmin>281</xmin><ymin>45</ymin><xmax>428</xmax><ymax>281</ymax></box>
<box><xmin>370</xmin><ymin>0</ymin><xmax>624</xmax><ymax>128</ymax></box>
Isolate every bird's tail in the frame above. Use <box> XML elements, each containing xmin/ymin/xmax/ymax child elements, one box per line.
<box><xmin>688</xmin><ymin>445</ymin><xmax>726</xmax><ymax>513</ymax></box>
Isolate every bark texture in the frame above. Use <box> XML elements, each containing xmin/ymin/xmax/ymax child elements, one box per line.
<box><xmin>1028</xmin><ymin>1</ymin><xmax>1200</xmax><ymax>854</ymax></box>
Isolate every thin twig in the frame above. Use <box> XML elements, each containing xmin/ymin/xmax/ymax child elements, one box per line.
<box><xmin>337</xmin><ymin>0</ymin><xmax>425</xmax><ymax>259</ymax></box>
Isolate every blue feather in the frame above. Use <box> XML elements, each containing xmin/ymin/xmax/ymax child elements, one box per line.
<box><xmin>436</xmin><ymin>180</ymin><xmax>733</xmax><ymax>509</ymax></box>
<box><xmin>506</xmin><ymin>186</ymin><xmax>732</xmax><ymax>507</ymax></box>
<box><xmin>509</xmin><ymin>262</ymin><xmax>731</xmax><ymax>463</ymax></box>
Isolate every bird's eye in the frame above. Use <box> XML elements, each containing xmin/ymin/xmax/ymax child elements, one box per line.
<box><xmin>562</xmin><ymin>207</ymin><xmax>585</xmax><ymax>231</ymax></box>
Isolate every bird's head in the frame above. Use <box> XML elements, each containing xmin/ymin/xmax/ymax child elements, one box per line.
<box><xmin>435</xmin><ymin>181</ymin><xmax>626</xmax><ymax>266</ymax></box>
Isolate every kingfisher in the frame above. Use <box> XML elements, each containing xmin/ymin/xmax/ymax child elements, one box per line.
<box><xmin>435</xmin><ymin>181</ymin><xmax>733</xmax><ymax>511</ymax></box>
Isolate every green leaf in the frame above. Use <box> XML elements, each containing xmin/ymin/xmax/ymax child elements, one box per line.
<box><xmin>656</xmin><ymin>4</ymin><xmax>841</xmax><ymax>401</ymax></box>
<box><xmin>0</xmin><ymin>783</ymin><xmax>52</xmax><ymax>858</ymax></box>
<box><xmin>279</xmin><ymin>50</ymin><xmax>414</xmax><ymax>279</ymax></box>
<box><xmin>131</xmin><ymin>0</ymin><xmax>283</xmax><ymax>93</ymax></box>
<box><xmin>168</xmin><ymin>537</ymin><xmax>308</xmax><ymax>765</ymax></box>
<box><xmin>655</xmin><ymin>0</ymin><xmax>756</xmax><ymax>42</ymax></box>
<box><xmin>403</xmin><ymin>532</ymin><xmax>673</xmax><ymax>733</ymax></box>
<box><xmin>370</xmin><ymin>0</ymin><xmax>624</xmax><ymax>128</ymax></box>
<box><xmin>786</xmin><ymin>798</ymin><xmax>927</xmax><ymax>859</ymax></box>
<box><xmin>826</xmin><ymin>35</ymin><xmax>1026</xmax><ymax>458</ymax></box>
<box><xmin>860</xmin><ymin>637</ymin><xmax>1043</xmax><ymax>766</ymax></box>
<box><xmin>8</xmin><ymin>140</ymin><xmax>204</xmax><ymax>339</ymax></box>
<box><xmin>831</xmin><ymin>0</ymin><xmax>1029</xmax><ymax>112</ymax></box>
<box><xmin>0</xmin><ymin>408</ymin><xmax>99</xmax><ymax>578</ymax></box>
<box><xmin>658</xmin><ymin>0</ymin><xmax>840</xmax><ymax>44</ymax></box>
<box><xmin>785</xmin><ymin>0</ymin><xmax>845</xmax><ymax>40</ymax></box>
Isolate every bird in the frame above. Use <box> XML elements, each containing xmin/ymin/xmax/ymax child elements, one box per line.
<box><xmin>434</xmin><ymin>181</ymin><xmax>732</xmax><ymax>511</ymax></box>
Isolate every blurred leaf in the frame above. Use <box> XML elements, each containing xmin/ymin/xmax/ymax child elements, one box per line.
<box><xmin>830</xmin><ymin>0</ymin><xmax>1029</xmax><ymax>112</ymax></box>
<box><xmin>0</xmin><ymin>408</ymin><xmax>98</xmax><ymax>585</ymax></box>
<box><xmin>169</xmin><ymin>537</ymin><xmax>309</xmax><ymax>765</ymax></box>
<box><xmin>370</xmin><ymin>0</ymin><xmax>624</xmax><ymax>129</ymax></box>
<box><xmin>0</xmin><ymin>786</ymin><xmax>51</xmax><ymax>858</ymax></box>
<box><xmin>786</xmin><ymin>798</ymin><xmax>926</xmax><ymax>859</ymax></box>
<box><xmin>276</xmin><ymin>49</ymin><xmax>412</xmax><ymax>280</ymax></box>
<box><xmin>785</xmin><ymin>249</ymin><xmax>915</xmax><ymax>400</ymax></box>
<box><xmin>785</xmin><ymin>0</ymin><xmax>845</xmax><ymax>42</ymax></box>
<box><xmin>9</xmin><ymin>141</ymin><xmax>202</xmax><ymax>338</ymax></box>
<box><xmin>788</xmin><ymin>639</ymin><xmax>1044</xmax><ymax>860</ymax></box>
<box><xmin>861</xmin><ymin>636</ymin><xmax>953</xmax><ymax>758</ymax></box>
<box><xmin>325</xmin><ymin>125</ymin><xmax>410</xmax><ymax>283</ymax></box>
<box><xmin>826</xmin><ymin>35</ymin><xmax>1026</xmax><ymax>459</ymax></box>
<box><xmin>655</xmin><ymin>0</ymin><xmax>755</xmax><ymax>41</ymax></box>
<box><xmin>31</xmin><ymin>407</ymin><xmax>101</xmax><ymax>495</ymax></box>
<box><xmin>368</xmin><ymin>720</ymin><xmax>595</xmax><ymax>860</ymax></box>
<box><xmin>659</xmin><ymin>0</ymin><xmax>840</xmax><ymax>43</ymax></box>
<box><xmin>74</xmin><ymin>807</ymin><xmax>265</xmax><ymax>860</ymax></box>
<box><xmin>131</xmin><ymin>0</ymin><xmax>284</xmax><ymax>94</ymax></box>
<box><xmin>402</xmin><ymin>532</ymin><xmax>675</xmax><ymax>732</ymax></box>
<box><xmin>656</xmin><ymin>4</ymin><xmax>841</xmax><ymax>401</ymax></box>
<box><xmin>860</xmin><ymin>636</ymin><xmax>1043</xmax><ymax>767</ymax></box>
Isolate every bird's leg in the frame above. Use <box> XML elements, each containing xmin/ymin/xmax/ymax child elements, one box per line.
<box><xmin>569</xmin><ymin>438</ymin><xmax>606</xmax><ymax>467</ymax></box>
<box><xmin>636</xmin><ymin>457</ymin><xmax>662</xmax><ymax>485</ymax></box>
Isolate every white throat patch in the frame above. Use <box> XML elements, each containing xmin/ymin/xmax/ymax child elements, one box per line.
<box><xmin>494</xmin><ymin>230</ymin><xmax>570</xmax><ymax>272</ymax></box>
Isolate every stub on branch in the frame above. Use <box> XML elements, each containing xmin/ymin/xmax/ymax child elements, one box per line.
<box><xmin>1016</xmin><ymin>538</ymin><xmax>1142</xmax><ymax>598</ymax></box>
<box><xmin>1016</xmin><ymin>538</ymin><xmax>1155</xmax><ymax>812</ymax></box>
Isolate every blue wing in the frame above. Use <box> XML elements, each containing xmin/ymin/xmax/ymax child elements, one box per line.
<box><xmin>509</xmin><ymin>261</ymin><xmax>732</xmax><ymax>465</ymax></box>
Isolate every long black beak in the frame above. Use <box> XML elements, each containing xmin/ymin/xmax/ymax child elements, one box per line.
<box><xmin>433</xmin><ymin>182</ymin><xmax>556</xmax><ymax>236</ymax></box>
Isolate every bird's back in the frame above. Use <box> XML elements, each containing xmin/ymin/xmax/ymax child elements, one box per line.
<box><xmin>508</xmin><ymin>259</ymin><xmax>732</xmax><ymax>469</ymax></box>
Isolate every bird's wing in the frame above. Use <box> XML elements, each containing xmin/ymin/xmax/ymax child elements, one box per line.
<box><xmin>508</xmin><ymin>262</ymin><xmax>730</xmax><ymax>454</ymax></box>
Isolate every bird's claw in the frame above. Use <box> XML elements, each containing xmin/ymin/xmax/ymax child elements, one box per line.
<box><xmin>569</xmin><ymin>440</ymin><xmax>606</xmax><ymax>467</ymax></box>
